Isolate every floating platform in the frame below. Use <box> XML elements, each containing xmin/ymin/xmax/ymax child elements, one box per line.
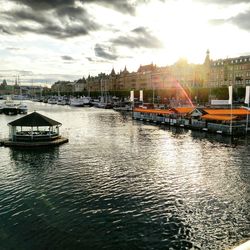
<box><xmin>1</xmin><ymin>137</ymin><xmax>68</xmax><ymax>148</ymax></box>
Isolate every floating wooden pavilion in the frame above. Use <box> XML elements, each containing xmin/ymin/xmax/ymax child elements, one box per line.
<box><xmin>3</xmin><ymin>111</ymin><xmax>68</xmax><ymax>147</ymax></box>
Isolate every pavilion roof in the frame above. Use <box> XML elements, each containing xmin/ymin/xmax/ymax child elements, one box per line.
<box><xmin>8</xmin><ymin>112</ymin><xmax>61</xmax><ymax>127</ymax></box>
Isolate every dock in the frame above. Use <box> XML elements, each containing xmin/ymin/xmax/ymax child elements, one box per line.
<box><xmin>133</xmin><ymin>107</ymin><xmax>250</xmax><ymax>136</ymax></box>
<box><xmin>1</xmin><ymin>137</ymin><xmax>68</xmax><ymax>147</ymax></box>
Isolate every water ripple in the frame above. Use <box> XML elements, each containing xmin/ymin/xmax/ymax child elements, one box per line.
<box><xmin>0</xmin><ymin>103</ymin><xmax>249</xmax><ymax>250</ymax></box>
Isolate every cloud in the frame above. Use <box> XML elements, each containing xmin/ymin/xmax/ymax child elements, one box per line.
<box><xmin>61</xmin><ymin>55</ymin><xmax>74</xmax><ymax>61</ymax></box>
<box><xmin>86</xmin><ymin>57</ymin><xmax>94</xmax><ymax>62</ymax></box>
<box><xmin>112</xmin><ymin>27</ymin><xmax>164</xmax><ymax>49</ymax></box>
<box><xmin>229</xmin><ymin>11</ymin><xmax>250</xmax><ymax>31</ymax></box>
<box><xmin>94</xmin><ymin>44</ymin><xmax>118</xmax><ymax>60</ymax></box>
<box><xmin>0</xmin><ymin>2</ymin><xmax>100</xmax><ymax>39</ymax></box>
<box><xmin>0</xmin><ymin>0</ymin><xmax>165</xmax><ymax>39</ymax></box>
<box><xmin>208</xmin><ymin>19</ymin><xmax>226</xmax><ymax>26</ymax></box>
<box><xmin>209</xmin><ymin>10</ymin><xmax>250</xmax><ymax>32</ymax></box>
<box><xmin>6</xmin><ymin>47</ymin><xmax>23</xmax><ymax>51</ymax></box>
<box><xmin>0</xmin><ymin>24</ymin><xmax>12</xmax><ymax>35</ymax></box>
<box><xmin>195</xmin><ymin>0</ymin><xmax>249</xmax><ymax>4</ymax></box>
<box><xmin>7</xmin><ymin>0</ymin><xmax>76</xmax><ymax>11</ymax></box>
<box><xmin>83</xmin><ymin>0</ymin><xmax>137</xmax><ymax>15</ymax></box>
<box><xmin>7</xmin><ymin>0</ymin><xmax>153</xmax><ymax>15</ymax></box>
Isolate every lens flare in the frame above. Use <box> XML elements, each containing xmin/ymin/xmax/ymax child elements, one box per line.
<box><xmin>172</xmin><ymin>78</ymin><xmax>194</xmax><ymax>107</ymax></box>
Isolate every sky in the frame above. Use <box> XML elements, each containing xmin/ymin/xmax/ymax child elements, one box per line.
<box><xmin>0</xmin><ymin>0</ymin><xmax>250</xmax><ymax>86</ymax></box>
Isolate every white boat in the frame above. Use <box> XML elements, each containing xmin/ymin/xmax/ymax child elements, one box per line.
<box><xmin>19</xmin><ymin>103</ymin><xmax>28</xmax><ymax>114</ymax></box>
<box><xmin>48</xmin><ymin>97</ymin><xmax>58</xmax><ymax>104</ymax></box>
<box><xmin>70</xmin><ymin>97</ymin><xmax>91</xmax><ymax>107</ymax></box>
<box><xmin>57</xmin><ymin>98</ymin><xmax>67</xmax><ymax>105</ymax></box>
<box><xmin>0</xmin><ymin>97</ymin><xmax>28</xmax><ymax>115</ymax></box>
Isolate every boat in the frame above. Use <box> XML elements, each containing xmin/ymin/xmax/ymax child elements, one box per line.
<box><xmin>113</xmin><ymin>101</ymin><xmax>132</xmax><ymax>111</ymax></box>
<box><xmin>69</xmin><ymin>96</ymin><xmax>91</xmax><ymax>107</ymax></box>
<box><xmin>57</xmin><ymin>97</ymin><xmax>67</xmax><ymax>105</ymax></box>
<box><xmin>95</xmin><ymin>102</ymin><xmax>113</xmax><ymax>109</ymax></box>
<box><xmin>19</xmin><ymin>103</ymin><xmax>28</xmax><ymax>114</ymax></box>
<box><xmin>47</xmin><ymin>97</ymin><xmax>58</xmax><ymax>104</ymax></box>
<box><xmin>0</xmin><ymin>97</ymin><xmax>28</xmax><ymax>115</ymax></box>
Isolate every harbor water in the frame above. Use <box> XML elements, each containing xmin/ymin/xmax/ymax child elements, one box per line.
<box><xmin>0</xmin><ymin>101</ymin><xmax>249</xmax><ymax>250</ymax></box>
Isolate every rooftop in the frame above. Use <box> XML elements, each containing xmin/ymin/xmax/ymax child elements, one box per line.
<box><xmin>8</xmin><ymin>112</ymin><xmax>61</xmax><ymax>127</ymax></box>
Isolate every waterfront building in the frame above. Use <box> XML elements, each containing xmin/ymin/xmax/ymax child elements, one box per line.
<box><xmin>49</xmin><ymin>51</ymin><xmax>250</xmax><ymax>100</ymax></box>
<box><xmin>209</xmin><ymin>55</ymin><xmax>250</xmax><ymax>87</ymax></box>
<box><xmin>133</xmin><ymin>106</ymin><xmax>250</xmax><ymax>135</ymax></box>
<box><xmin>73</xmin><ymin>77</ymin><xmax>86</xmax><ymax>93</ymax></box>
<box><xmin>51</xmin><ymin>81</ymin><xmax>74</xmax><ymax>94</ymax></box>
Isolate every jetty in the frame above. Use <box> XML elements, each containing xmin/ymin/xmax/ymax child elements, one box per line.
<box><xmin>133</xmin><ymin>106</ymin><xmax>250</xmax><ymax>136</ymax></box>
<box><xmin>1</xmin><ymin>111</ymin><xmax>68</xmax><ymax>147</ymax></box>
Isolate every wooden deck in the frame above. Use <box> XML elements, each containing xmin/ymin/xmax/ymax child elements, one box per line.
<box><xmin>1</xmin><ymin>137</ymin><xmax>68</xmax><ymax>147</ymax></box>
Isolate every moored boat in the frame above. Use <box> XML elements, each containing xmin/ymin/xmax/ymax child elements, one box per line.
<box><xmin>57</xmin><ymin>98</ymin><xmax>67</xmax><ymax>105</ymax></box>
<box><xmin>0</xmin><ymin>97</ymin><xmax>28</xmax><ymax>115</ymax></box>
<box><xmin>47</xmin><ymin>97</ymin><xmax>58</xmax><ymax>104</ymax></box>
<box><xmin>69</xmin><ymin>96</ymin><xmax>91</xmax><ymax>107</ymax></box>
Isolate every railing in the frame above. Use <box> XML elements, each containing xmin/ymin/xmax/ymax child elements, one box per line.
<box><xmin>13</xmin><ymin>131</ymin><xmax>59</xmax><ymax>141</ymax></box>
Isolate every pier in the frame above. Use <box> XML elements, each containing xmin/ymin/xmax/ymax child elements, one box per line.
<box><xmin>133</xmin><ymin>107</ymin><xmax>250</xmax><ymax>136</ymax></box>
<box><xmin>1</xmin><ymin>137</ymin><xmax>68</xmax><ymax>147</ymax></box>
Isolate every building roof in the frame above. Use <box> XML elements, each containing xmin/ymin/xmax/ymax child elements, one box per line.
<box><xmin>201</xmin><ymin>114</ymin><xmax>237</xmax><ymax>121</ymax></box>
<box><xmin>174</xmin><ymin>107</ymin><xmax>195</xmax><ymax>114</ymax></box>
<box><xmin>8</xmin><ymin>112</ymin><xmax>61</xmax><ymax>127</ymax></box>
<box><xmin>204</xmin><ymin>108</ymin><xmax>250</xmax><ymax>115</ymax></box>
<box><xmin>134</xmin><ymin>108</ymin><xmax>173</xmax><ymax>115</ymax></box>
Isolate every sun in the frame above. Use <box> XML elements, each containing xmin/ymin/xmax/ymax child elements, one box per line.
<box><xmin>136</xmin><ymin>0</ymin><xmax>216</xmax><ymax>65</ymax></box>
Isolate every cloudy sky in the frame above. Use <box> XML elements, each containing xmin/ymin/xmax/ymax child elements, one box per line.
<box><xmin>0</xmin><ymin>0</ymin><xmax>250</xmax><ymax>85</ymax></box>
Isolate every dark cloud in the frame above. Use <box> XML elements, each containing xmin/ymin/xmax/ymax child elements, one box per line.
<box><xmin>0</xmin><ymin>22</ymin><xmax>92</xmax><ymax>38</ymax></box>
<box><xmin>0</xmin><ymin>5</ymin><xmax>99</xmax><ymax>39</ymax></box>
<box><xmin>7</xmin><ymin>0</ymin><xmax>153</xmax><ymax>15</ymax></box>
<box><xmin>209</xmin><ymin>10</ymin><xmax>250</xmax><ymax>32</ymax></box>
<box><xmin>0</xmin><ymin>0</ymin><xmax>165</xmax><ymax>40</ymax></box>
<box><xmin>6</xmin><ymin>9</ymin><xmax>49</xmax><ymax>24</ymax></box>
<box><xmin>112</xmin><ymin>27</ymin><xmax>164</xmax><ymax>49</ymax></box>
<box><xmin>7</xmin><ymin>0</ymin><xmax>76</xmax><ymax>11</ymax></box>
<box><xmin>0</xmin><ymin>25</ymin><xmax>12</xmax><ymax>35</ymax></box>
<box><xmin>61</xmin><ymin>55</ymin><xmax>74</xmax><ymax>61</ymax></box>
<box><xmin>229</xmin><ymin>11</ymin><xmax>250</xmax><ymax>31</ymax></box>
<box><xmin>86</xmin><ymin>57</ymin><xmax>94</xmax><ymax>62</ymax></box>
<box><xmin>94</xmin><ymin>44</ymin><xmax>118</xmax><ymax>60</ymax></box>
